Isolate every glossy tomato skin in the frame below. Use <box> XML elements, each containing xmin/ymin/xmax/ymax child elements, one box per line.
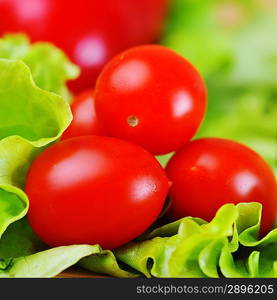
<box><xmin>61</xmin><ymin>90</ymin><xmax>105</xmax><ymax>140</ymax></box>
<box><xmin>0</xmin><ymin>0</ymin><xmax>168</xmax><ymax>93</ymax></box>
<box><xmin>95</xmin><ymin>45</ymin><xmax>207</xmax><ymax>155</ymax></box>
<box><xmin>25</xmin><ymin>136</ymin><xmax>169</xmax><ymax>249</ymax></box>
<box><xmin>165</xmin><ymin>138</ymin><xmax>277</xmax><ymax>235</ymax></box>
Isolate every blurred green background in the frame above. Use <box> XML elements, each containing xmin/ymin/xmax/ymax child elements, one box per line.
<box><xmin>158</xmin><ymin>0</ymin><xmax>277</xmax><ymax>174</ymax></box>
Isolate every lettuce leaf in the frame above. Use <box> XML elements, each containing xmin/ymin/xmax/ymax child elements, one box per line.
<box><xmin>0</xmin><ymin>34</ymin><xmax>80</xmax><ymax>101</ymax></box>
<box><xmin>0</xmin><ymin>59</ymin><xmax>72</xmax><ymax>238</ymax></box>
<box><xmin>0</xmin><ymin>203</ymin><xmax>276</xmax><ymax>278</ymax></box>
<box><xmin>115</xmin><ymin>202</ymin><xmax>277</xmax><ymax>278</ymax></box>
<box><xmin>0</xmin><ymin>218</ymin><xmax>47</xmax><ymax>259</ymax></box>
<box><xmin>0</xmin><ymin>218</ymin><xmax>137</xmax><ymax>278</ymax></box>
<box><xmin>0</xmin><ymin>245</ymin><xmax>101</xmax><ymax>278</ymax></box>
<box><xmin>79</xmin><ymin>250</ymin><xmax>139</xmax><ymax>278</ymax></box>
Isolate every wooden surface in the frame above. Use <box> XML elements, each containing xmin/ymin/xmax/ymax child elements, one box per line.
<box><xmin>56</xmin><ymin>267</ymin><xmax>109</xmax><ymax>278</ymax></box>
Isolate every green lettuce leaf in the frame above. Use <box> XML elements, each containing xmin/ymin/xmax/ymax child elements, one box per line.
<box><xmin>0</xmin><ymin>217</ymin><xmax>137</xmax><ymax>278</ymax></box>
<box><xmin>1</xmin><ymin>202</ymin><xmax>276</xmax><ymax>278</ymax></box>
<box><xmin>0</xmin><ymin>58</ymin><xmax>72</xmax><ymax>238</ymax></box>
<box><xmin>0</xmin><ymin>34</ymin><xmax>80</xmax><ymax>101</ymax></box>
<box><xmin>115</xmin><ymin>202</ymin><xmax>277</xmax><ymax>278</ymax></box>
<box><xmin>0</xmin><ymin>243</ymin><xmax>138</xmax><ymax>278</ymax></box>
<box><xmin>0</xmin><ymin>218</ymin><xmax>47</xmax><ymax>259</ymax></box>
<box><xmin>79</xmin><ymin>250</ymin><xmax>139</xmax><ymax>278</ymax></box>
<box><xmin>0</xmin><ymin>245</ymin><xmax>101</xmax><ymax>278</ymax></box>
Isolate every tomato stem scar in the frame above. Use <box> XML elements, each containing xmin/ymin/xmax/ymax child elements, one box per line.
<box><xmin>127</xmin><ymin>115</ymin><xmax>139</xmax><ymax>127</ymax></box>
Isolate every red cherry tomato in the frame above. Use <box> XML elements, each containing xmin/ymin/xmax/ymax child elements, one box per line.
<box><xmin>25</xmin><ymin>136</ymin><xmax>169</xmax><ymax>249</ymax></box>
<box><xmin>95</xmin><ymin>45</ymin><xmax>207</xmax><ymax>155</ymax></box>
<box><xmin>0</xmin><ymin>0</ymin><xmax>168</xmax><ymax>93</ymax></box>
<box><xmin>165</xmin><ymin>138</ymin><xmax>277</xmax><ymax>235</ymax></box>
<box><xmin>61</xmin><ymin>90</ymin><xmax>105</xmax><ymax>140</ymax></box>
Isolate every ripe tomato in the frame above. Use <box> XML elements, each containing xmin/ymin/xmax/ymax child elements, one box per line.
<box><xmin>165</xmin><ymin>138</ymin><xmax>277</xmax><ymax>235</ymax></box>
<box><xmin>95</xmin><ymin>45</ymin><xmax>207</xmax><ymax>155</ymax></box>
<box><xmin>0</xmin><ymin>0</ymin><xmax>168</xmax><ymax>93</ymax></box>
<box><xmin>61</xmin><ymin>90</ymin><xmax>105</xmax><ymax>140</ymax></box>
<box><xmin>25</xmin><ymin>136</ymin><xmax>169</xmax><ymax>249</ymax></box>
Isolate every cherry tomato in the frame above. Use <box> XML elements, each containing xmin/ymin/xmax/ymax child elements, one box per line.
<box><xmin>61</xmin><ymin>90</ymin><xmax>105</xmax><ymax>140</ymax></box>
<box><xmin>165</xmin><ymin>138</ymin><xmax>277</xmax><ymax>235</ymax></box>
<box><xmin>95</xmin><ymin>45</ymin><xmax>207</xmax><ymax>155</ymax></box>
<box><xmin>0</xmin><ymin>0</ymin><xmax>168</xmax><ymax>93</ymax></box>
<box><xmin>25</xmin><ymin>136</ymin><xmax>169</xmax><ymax>249</ymax></box>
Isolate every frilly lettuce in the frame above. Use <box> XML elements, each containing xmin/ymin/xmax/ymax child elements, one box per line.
<box><xmin>115</xmin><ymin>202</ymin><xmax>277</xmax><ymax>278</ymax></box>
<box><xmin>0</xmin><ymin>58</ymin><xmax>72</xmax><ymax>238</ymax></box>
<box><xmin>0</xmin><ymin>245</ymin><xmax>101</xmax><ymax>278</ymax></box>
<box><xmin>0</xmin><ymin>34</ymin><xmax>80</xmax><ymax>101</ymax></box>
<box><xmin>0</xmin><ymin>218</ymin><xmax>137</xmax><ymax>278</ymax></box>
<box><xmin>0</xmin><ymin>203</ymin><xmax>276</xmax><ymax>278</ymax></box>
